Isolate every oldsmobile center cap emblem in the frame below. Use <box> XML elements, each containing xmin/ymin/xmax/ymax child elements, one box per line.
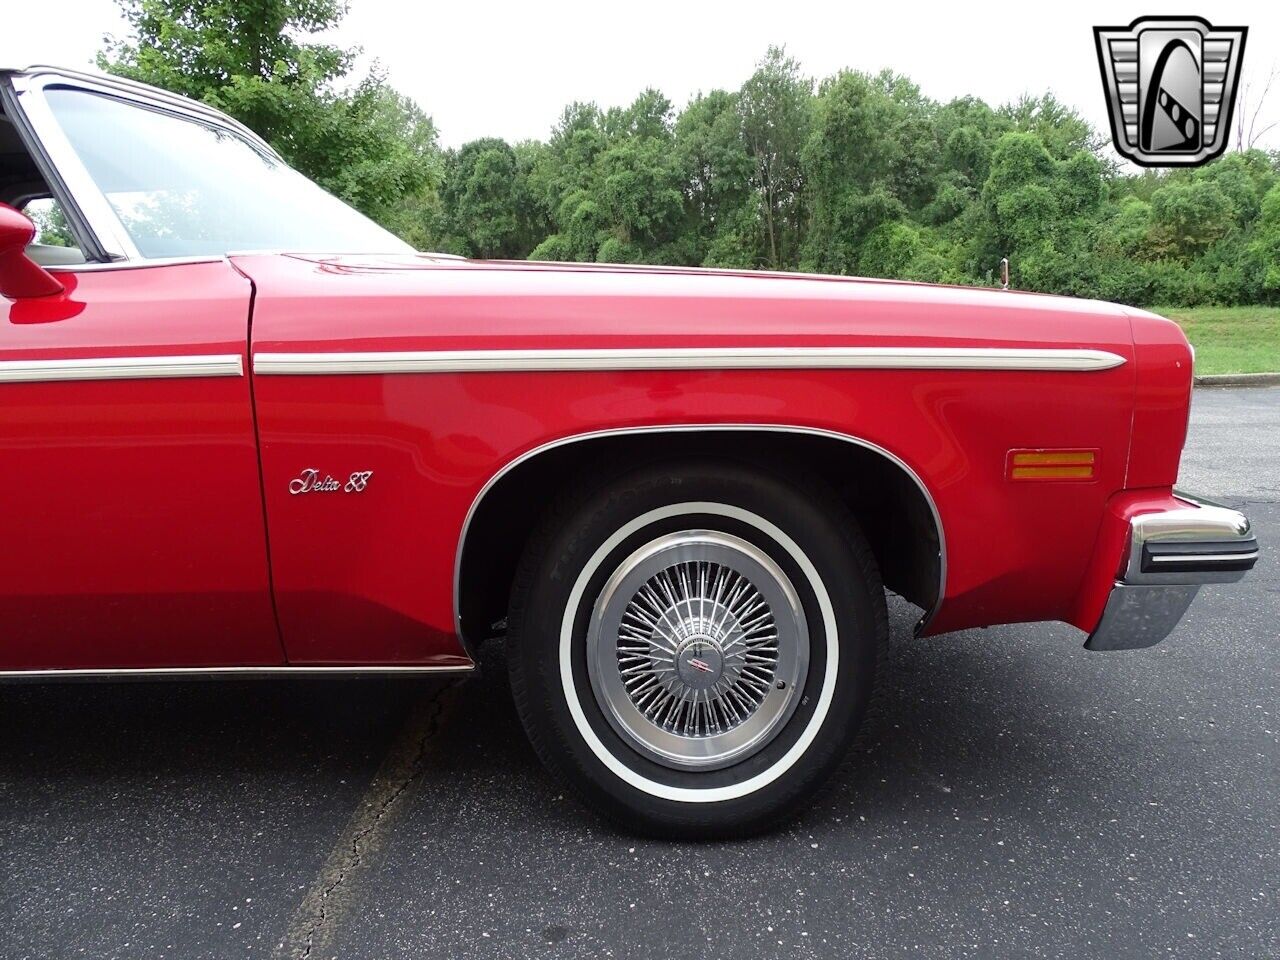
<box><xmin>676</xmin><ymin>639</ymin><xmax>723</xmax><ymax>690</ymax></box>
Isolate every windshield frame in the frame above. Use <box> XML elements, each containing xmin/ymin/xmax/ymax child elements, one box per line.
<box><xmin>11</xmin><ymin>71</ymin><xmax>147</xmax><ymax>262</ymax></box>
<box><xmin>9</xmin><ymin>68</ymin><xmax>407</xmax><ymax>268</ymax></box>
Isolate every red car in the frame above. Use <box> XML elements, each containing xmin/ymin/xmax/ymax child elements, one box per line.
<box><xmin>0</xmin><ymin>66</ymin><xmax>1258</xmax><ymax>835</ymax></box>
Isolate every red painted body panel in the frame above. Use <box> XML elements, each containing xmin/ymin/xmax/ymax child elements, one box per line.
<box><xmin>1124</xmin><ymin>307</ymin><xmax>1195</xmax><ymax>489</ymax></box>
<box><xmin>0</xmin><ymin>261</ymin><xmax>282</xmax><ymax>669</ymax></box>
<box><xmin>0</xmin><ymin>250</ymin><xmax>1194</xmax><ymax>671</ymax></box>
<box><xmin>236</xmin><ymin>254</ymin><xmax>1184</xmax><ymax>665</ymax></box>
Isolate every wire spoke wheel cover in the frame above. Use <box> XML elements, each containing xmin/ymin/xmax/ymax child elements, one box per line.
<box><xmin>587</xmin><ymin>530</ymin><xmax>809</xmax><ymax>770</ymax></box>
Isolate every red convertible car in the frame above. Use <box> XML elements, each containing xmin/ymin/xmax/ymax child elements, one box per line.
<box><xmin>0</xmin><ymin>66</ymin><xmax>1258</xmax><ymax>835</ymax></box>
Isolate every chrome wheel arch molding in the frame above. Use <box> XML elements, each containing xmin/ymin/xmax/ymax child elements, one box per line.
<box><xmin>452</xmin><ymin>424</ymin><xmax>948</xmax><ymax>655</ymax></box>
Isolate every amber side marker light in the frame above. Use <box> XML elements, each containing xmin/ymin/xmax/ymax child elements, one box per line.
<box><xmin>1007</xmin><ymin>449</ymin><xmax>1097</xmax><ymax>481</ymax></box>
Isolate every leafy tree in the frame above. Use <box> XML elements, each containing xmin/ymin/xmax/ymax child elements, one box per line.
<box><xmin>437</xmin><ymin>138</ymin><xmax>541</xmax><ymax>259</ymax></box>
<box><xmin>673</xmin><ymin>90</ymin><xmax>757</xmax><ymax>267</ymax></box>
<box><xmin>99</xmin><ymin>0</ymin><xmax>440</xmax><ymax>230</ymax></box>
<box><xmin>1253</xmin><ymin>183</ymin><xmax>1280</xmax><ymax>294</ymax></box>
<box><xmin>309</xmin><ymin>72</ymin><xmax>442</xmax><ymax>229</ymax></box>
<box><xmin>1147</xmin><ymin>181</ymin><xmax>1234</xmax><ymax>260</ymax></box>
<box><xmin>739</xmin><ymin>47</ymin><xmax>811</xmax><ymax>268</ymax></box>
<box><xmin>594</xmin><ymin>136</ymin><xmax>687</xmax><ymax>262</ymax></box>
<box><xmin>1194</xmin><ymin>150</ymin><xmax>1277</xmax><ymax>225</ymax></box>
<box><xmin>1100</xmin><ymin>196</ymin><xmax>1153</xmax><ymax>258</ymax></box>
<box><xmin>800</xmin><ymin>70</ymin><xmax>938</xmax><ymax>276</ymax></box>
<box><xmin>93</xmin><ymin>22</ymin><xmax>1280</xmax><ymax>307</ymax></box>
<box><xmin>26</xmin><ymin>201</ymin><xmax>76</xmax><ymax>248</ymax></box>
<box><xmin>1000</xmin><ymin>93</ymin><xmax>1099</xmax><ymax>159</ymax></box>
<box><xmin>524</xmin><ymin>94</ymin><xmax>689</xmax><ymax>264</ymax></box>
<box><xmin>859</xmin><ymin>221</ymin><xmax>926</xmax><ymax>279</ymax></box>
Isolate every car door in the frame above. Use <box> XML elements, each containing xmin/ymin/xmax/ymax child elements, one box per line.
<box><xmin>0</xmin><ymin>257</ymin><xmax>284</xmax><ymax>670</ymax></box>
<box><xmin>2</xmin><ymin>67</ymin><xmax>428</xmax><ymax>671</ymax></box>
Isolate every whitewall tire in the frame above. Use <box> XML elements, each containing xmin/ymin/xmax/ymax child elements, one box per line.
<box><xmin>507</xmin><ymin>460</ymin><xmax>887</xmax><ymax>837</ymax></box>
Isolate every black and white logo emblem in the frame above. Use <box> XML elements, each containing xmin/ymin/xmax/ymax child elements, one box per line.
<box><xmin>1094</xmin><ymin>16</ymin><xmax>1247</xmax><ymax>167</ymax></box>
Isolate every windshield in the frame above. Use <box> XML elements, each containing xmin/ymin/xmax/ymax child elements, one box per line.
<box><xmin>44</xmin><ymin>87</ymin><xmax>413</xmax><ymax>259</ymax></box>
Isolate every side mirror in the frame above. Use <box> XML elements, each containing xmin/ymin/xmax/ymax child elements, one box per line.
<box><xmin>0</xmin><ymin>203</ymin><xmax>65</xmax><ymax>300</ymax></box>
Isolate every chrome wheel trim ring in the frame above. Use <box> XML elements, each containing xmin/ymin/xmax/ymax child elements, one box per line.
<box><xmin>560</xmin><ymin>502</ymin><xmax>840</xmax><ymax>803</ymax></box>
<box><xmin>587</xmin><ymin>530</ymin><xmax>809</xmax><ymax>771</ymax></box>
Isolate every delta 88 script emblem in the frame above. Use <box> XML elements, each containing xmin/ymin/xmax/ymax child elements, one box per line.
<box><xmin>289</xmin><ymin>469</ymin><xmax>373</xmax><ymax>495</ymax></box>
<box><xmin>1094</xmin><ymin>16</ymin><xmax>1247</xmax><ymax>167</ymax></box>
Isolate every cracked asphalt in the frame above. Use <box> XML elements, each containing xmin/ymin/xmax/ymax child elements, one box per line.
<box><xmin>1</xmin><ymin>387</ymin><xmax>1276</xmax><ymax>960</ymax></box>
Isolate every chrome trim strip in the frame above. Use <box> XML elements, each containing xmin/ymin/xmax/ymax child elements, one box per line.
<box><xmin>1147</xmin><ymin>550</ymin><xmax>1259</xmax><ymax>565</ymax></box>
<box><xmin>10</xmin><ymin>72</ymin><xmax>142</xmax><ymax>260</ymax></box>
<box><xmin>0</xmin><ymin>664</ymin><xmax>475</xmax><ymax>681</ymax></box>
<box><xmin>452</xmin><ymin>424</ymin><xmax>947</xmax><ymax>653</ymax></box>
<box><xmin>49</xmin><ymin>255</ymin><xmax>227</xmax><ymax>274</ymax></box>
<box><xmin>14</xmin><ymin>65</ymin><xmax>280</xmax><ymax>159</ymax></box>
<box><xmin>254</xmin><ymin>347</ymin><xmax>1127</xmax><ymax>375</ymax></box>
<box><xmin>0</xmin><ymin>354</ymin><xmax>244</xmax><ymax>383</ymax></box>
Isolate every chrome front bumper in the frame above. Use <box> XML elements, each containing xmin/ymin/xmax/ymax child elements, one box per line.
<box><xmin>1085</xmin><ymin>493</ymin><xmax>1259</xmax><ymax>651</ymax></box>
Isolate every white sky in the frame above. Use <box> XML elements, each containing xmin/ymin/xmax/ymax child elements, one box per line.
<box><xmin>7</xmin><ymin>1</ymin><xmax>1278</xmax><ymax>154</ymax></box>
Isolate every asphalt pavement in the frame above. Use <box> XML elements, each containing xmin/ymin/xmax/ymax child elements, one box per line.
<box><xmin>1</xmin><ymin>387</ymin><xmax>1276</xmax><ymax>960</ymax></box>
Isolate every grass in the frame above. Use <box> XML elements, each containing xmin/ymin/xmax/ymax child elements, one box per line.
<box><xmin>1154</xmin><ymin>306</ymin><xmax>1280</xmax><ymax>376</ymax></box>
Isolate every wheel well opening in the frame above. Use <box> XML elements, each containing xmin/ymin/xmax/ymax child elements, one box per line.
<box><xmin>457</xmin><ymin>430</ymin><xmax>943</xmax><ymax>647</ymax></box>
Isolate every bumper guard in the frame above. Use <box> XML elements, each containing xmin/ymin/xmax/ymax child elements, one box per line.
<box><xmin>1085</xmin><ymin>492</ymin><xmax>1258</xmax><ymax>651</ymax></box>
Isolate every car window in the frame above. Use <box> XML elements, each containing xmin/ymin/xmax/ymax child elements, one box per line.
<box><xmin>21</xmin><ymin>196</ymin><xmax>87</xmax><ymax>265</ymax></box>
<box><xmin>42</xmin><ymin>87</ymin><xmax>413</xmax><ymax>259</ymax></box>
<box><xmin>23</xmin><ymin>197</ymin><xmax>76</xmax><ymax>248</ymax></box>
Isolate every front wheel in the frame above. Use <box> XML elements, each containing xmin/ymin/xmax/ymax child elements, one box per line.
<box><xmin>507</xmin><ymin>460</ymin><xmax>887</xmax><ymax>837</ymax></box>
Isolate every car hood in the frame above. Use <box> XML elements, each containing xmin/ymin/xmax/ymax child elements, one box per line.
<box><xmin>232</xmin><ymin>252</ymin><xmax>1136</xmax><ymax>357</ymax></box>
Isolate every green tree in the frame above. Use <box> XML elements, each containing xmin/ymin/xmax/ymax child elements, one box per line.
<box><xmin>528</xmin><ymin>93</ymin><xmax>687</xmax><ymax>264</ymax></box>
<box><xmin>739</xmin><ymin>47</ymin><xmax>812</xmax><ymax>268</ymax></box>
<box><xmin>673</xmin><ymin>90</ymin><xmax>758</xmax><ymax>267</ymax></box>
<box><xmin>1000</xmin><ymin>93</ymin><xmax>1099</xmax><ymax>159</ymax></box>
<box><xmin>1253</xmin><ymin>183</ymin><xmax>1280</xmax><ymax>295</ymax></box>
<box><xmin>981</xmin><ymin>132</ymin><xmax>1110</xmax><ymax>295</ymax></box>
<box><xmin>26</xmin><ymin>201</ymin><xmax>76</xmax><ymax>248</ymax></box>
<box><xmin>92</xmin><ymin>29</ymin><xmax>1280</xmax><ymax>308</ymax></box>
<box><xmin>98</xmin><ymin>0</ymin><xmax>440</xmax><ymax>232</ymax></box>
<box><xmin>800</xmin><ymin>70</ymin><xmax>937</xmax><ymax>276</ymax></box>
<box><xmin>1147</xmin><ymin>181</ymin><xmax>1234</xmax><ymax>260</ymax></box>
<box><xmin>438</xmin><ymin>138</ymin><xmax>542</xmax><ymax>259</ymax></box>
